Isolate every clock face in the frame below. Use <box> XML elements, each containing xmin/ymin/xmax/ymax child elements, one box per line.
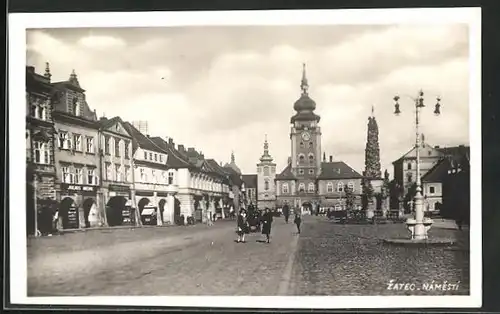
<box><xmin>301</xmin><ymin>132</ymin><xmax>311</xmax><ymax>141</ymax></box>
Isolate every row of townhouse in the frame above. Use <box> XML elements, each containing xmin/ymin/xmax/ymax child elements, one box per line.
<box><xmin>26</xmin><ymin>64</ymin><xmax>245</xmax><ymax>234</ymax></box>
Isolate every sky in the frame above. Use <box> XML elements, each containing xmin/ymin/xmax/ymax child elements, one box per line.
<box><xmin>26</xmin><ymin>24</ymin><xmax>470</xmax><ymax>178</ymax></box>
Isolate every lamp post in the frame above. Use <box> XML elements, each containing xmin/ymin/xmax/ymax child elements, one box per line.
<box><xmin>393</xmin><ymin>90</ymin><xmax>441</xmax><ymax>240</ymax></box>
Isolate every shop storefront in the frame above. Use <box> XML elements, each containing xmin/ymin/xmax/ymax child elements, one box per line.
<box><xmin>58</xmin><ymin>183</ymin><xmax>99</xmax><ymax>229</ymax></box>
<box><xmin>106</xmin><ymin>184</ymin><xmax>133</xmax><ymax>226</ymax></box>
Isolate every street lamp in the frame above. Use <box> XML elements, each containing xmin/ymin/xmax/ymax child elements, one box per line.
<box><xmin>393</xmin><ymin>89</ymin><xmax>442</xmax><ymax>240</ymax></box>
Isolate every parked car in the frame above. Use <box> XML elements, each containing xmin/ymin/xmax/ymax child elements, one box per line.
<box><xmin>141</xmin><ymin>206</ymin><xmax>158</xmax><ymax>225</ymax></box>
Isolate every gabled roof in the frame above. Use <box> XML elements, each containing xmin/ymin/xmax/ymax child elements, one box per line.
<box><xmin>422</xmin><ymin>147</ymin><xmax>470</xmax><ymax>183</ymax></box>
<box><xmin>392</xmin><ymin>143</ymin><xmax>443</xmax><ymax>164</ymax></box>
<box><xmin>97</xmin><ymin>116</ymin><xmax>132</xmax><ymax>139</ymax></box>
<box><xmin>317</xmin><ymin>161</ymin><xmax>363</xmax><ymax>180</ymax></box>
<box><xmin>149</xmin><ymin>137</ymin><xmax>192</xmax><ymax>169</ymax></box>
<box><xmin>275</xmin><ymin>164</ymin><xmax>296</xmax><ymax>180</ymax></box>
<box><xmin>206</xmin><ymin>159</ymin><xmax>230</xmax><ymax>177</ymax></box>
<box><xmin>242</xmin><ymin>174</ymin><xmax>258</xmax><ymax>189</ymax></box>
<box><xmin>122</xmin><ymin>122</ymin><xmax>165</xmax><ymax>154</ymax></box>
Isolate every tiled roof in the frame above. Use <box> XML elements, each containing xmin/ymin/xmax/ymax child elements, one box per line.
<box><xmin>317</xmin><ymin>161</ymin><xmax>363</xmax><ymax>180</ymax></box>
<box><xmin>422</xmin><ymin>148</ymin><xmax>470</xmax><ymax>183</ymax></box>
<box><xmin>223</xmin><ymin>166</ymin><xmax>243</xmax><ymax>186</ymax></box>
<box><xmin>122</xmin><ymin>122</ymin><xmax>165</xmax><ymax>154</ymax></box>
<box><xmin>97</xmin><ymin>116</ymin><xmax>121</xmax><ymax>129</ymax></box>
<box><xmin>149</xmin><ymin>137</ymin><xmax>192</xmax><ymax>168</ymax></box>
<box><xmin>206</xmin><ymin>159</ymin><xmax>230</xmax><ymax>177</ymax></box>
<box><xmin>242</xmin><ymin>174</ymin><xmax>258</xmax><ymax>188</ymax></box>
<box><xmin>275</xmin><ymin>164</ymin><xmax>296</xmax><ymax>180</ymax></box>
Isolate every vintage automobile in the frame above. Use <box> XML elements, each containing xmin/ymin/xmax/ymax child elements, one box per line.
<box><xmin>141</xmin><ymin>206</ymin><xmax>158</xmax><ymax>225</ymax></box>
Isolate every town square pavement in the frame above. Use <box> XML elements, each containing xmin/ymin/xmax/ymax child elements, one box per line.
<box><xmin>27</xmin><ymin>216</ymin><xmax>469</xmax><ymax>296</ymax></box>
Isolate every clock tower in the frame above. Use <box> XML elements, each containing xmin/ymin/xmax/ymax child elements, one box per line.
<box><xmin>290</xmin><ymin>63</ymin><xmax>322</xmax><ymax>191</ymax></box>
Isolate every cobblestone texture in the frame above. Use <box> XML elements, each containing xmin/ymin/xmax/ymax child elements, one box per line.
<box><xmin>289</xmin><ymin>216</ymin><xmax>469</xmax><ymax>296</ymax></box>
<box><xmin>28</xmin><ymin>218</ymin><xmax>299</xmax><ymax>296</ymax></box>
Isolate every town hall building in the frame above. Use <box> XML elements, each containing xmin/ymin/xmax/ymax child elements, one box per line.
<box><xmin>275</xmin><ymin>64</ymin><xmax>363</xmax><ymax>211</ymax></box>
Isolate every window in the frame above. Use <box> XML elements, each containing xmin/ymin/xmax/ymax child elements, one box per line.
<box><xmin>115</xmin><ymin>138</ymin><xmax>121</xmax><ymax>157</ymax></box>
<box><xmin>309</xmin><ymin>169</ymin><xmax>314</xmax><ymax>175</ymax></box>
<box><xmin>282</xmin><ymin>183</ymin><xmax>289</xmax><ymax>193</ymax></box>
<box><xmin>429</xmin><ymin>186</ymin><xmax>435</xmax><ymax>194</ymax></box>
<box><xmin>140</xmin><ymin>168</ymin><xmax>146</xmax><ymax>181</ymax></box>
<box><xmin>74</xmin><ymin>168</ymin><xmax>83</xmax><ymax>184</ymax></box>
<box><xmin>299</xmin><ymin>169</ymin><xmax>304</xmax><ymax>175</ymax></box>
<box><xmin>73</xmin><ymin>134</ymin><xmax>82</xmax><ymax>151</ymax></box>
<box><xmin>154</xmin><ymin>154</ymin><xmax>158</xmax><ymax>162</ymax></box>
<box><xmin>428</xmin><ymin>151</ymin><xmax>432</xmax><ymax>156</ymax></box>
<box><xmin>33</xmin><ymin>141</ymin><xmax>50</xmax><ymax>164</ymax></box>
<box><xmin>348</xmin><ymin>181</ymin><xmax>355</xmax><ymax>192</ymax></box>
<box><xmin>300</xmin><ymin>142</ymin><xmax>304</xmax><ymax>148</ymax></box>
<box><xmin>73</xmin><ymin>98</ymin><xmax>81</xmax><ymax>116</ymax></box>
<box><xmin>337</xmin><ymin>182</ymin><xmax>344</xmax><ymax>192</ymax></box>
<box><xmin>105</xmin><ymin>163</ymin><xmax>112</xmax><ymax>180</ymax></box>
<box><xmin>124</xmin><ymin>141</ymin><xmax>130</xmax><ymax>159</ymax></box>
<box><xmin>125</xmin><ymin>166</ymin><xmax>132</xmax><ymax>182</ymax></box>
<box><xmin>62</xmin><ymin>166</ymin><xmax>72</xmax><ymax>183</ymax></box>
<box><xmin>144</xmin><ymin>151</ymin><xmax>147</xmax><ymax>160</ymax></box>
<box><xmin>86</xmin><ymin>136</ymin><xmax>94</xmax><ymax>153</ymax></box>
<box><xmin>115</xmin><ymin>164</ymin><xmax>121</xmax><ymax>181</ymax></box>
<box><xmin>149</xmin><ymin>152</ymin><xmax>153</xmax><ymax>160</ymax></box>
<box><xmin>264</xmin><ymin>166</ymin><xmax>270</xmax><ymax>176</ymax></box>
<box><xmin>58</xmin><ymin>132</ymin><xmax>71</xmax><ymax>149</ymax></box>
<box><xmin>298</xmin><ymin>183</ymin><xmax>305</xmax><ymax>192</ymax></box>
<box><xmin>309</xmin><ymin>154</ymin><xmax>314</xmax><ymax>165</ymax></box>
<box><xmin>407</xmin><ymin>172</ymin><xmax>413</xmax><ymax>183</ymax></box>
<box><xmin>308</xmin><ymin>183</ymin><xmax>315</xmax><ymax>192</ymax></box>
<box><xmin>327</xmin><ymin>182</ymin><xmax>334</xmax><ymax>193</ymax></box>
<box><xmin>264</xmin><ymin>180</ymin><xmax>269</xmax><ymax>191</ymax></box>
<box><xmin>152</xmin><ymin>169</ymin><xmax>156</xmax><ymax>182</ymax></box>
<box><xmin>87</xmin><ymin>169</ymin><xmax>98</xmax><ymax>185</ymax></box>
<box><xmin>407</xmin><ymin>162</ymin><xmax>412</xmax><ymax>170</ymax></box>
<box><xmin>30</xmin><ymin>97</ymin><xmax>48</xmax><ymax>120</ymax></box>
<box><xmin>299</xmin><ymin>154</ymin><xmax>305</xmax><ymax>164</ymax></box>
<box><xmin>309</xmin><ymin>141</ymin><xmax>313</xmax><ymax>148</ymax></box>
<box><xmin>168</xmin><ymin>172</ymin><xmax>174</xmax><ymax>185</ymax></box>
<box><xmin>105</xmin><ymin>136</ymin><xmax>110</xmax><ymax>155</ymax></box>
<box><xmin>159</xmin><ymin>154</ymin><xmax>162</xmax><ymax>162</ymax></box>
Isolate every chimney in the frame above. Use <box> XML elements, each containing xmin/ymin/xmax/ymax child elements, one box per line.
<box><xmin>435</xmin><ymin>145</ymin><xmax>440</xmax><ymax>149</ymax></box>
<box><xmin>168</xmin><ymin>138</ymin><xmax>173</xmax><ymax>145</ymax></box>
<box><xmin>329</xmin><ymin>155</ymin><xmax>333</xmax><ymax>162</ymax></box>
<box><xmin>178</xmin><ymin>144</ymin><xmax>185</xmax><ymax>152</ymax></box>
<box><xmin>27</xmin><ymin>66</ymin><xmax>35</xmax><ymax>73</ymax></box>
<box><xmin>100</xmin><ymin>117</ymin><xmax>108</xmax><ymax>122</ymax></box>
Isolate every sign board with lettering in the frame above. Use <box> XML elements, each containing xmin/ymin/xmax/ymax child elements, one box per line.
<box><xmin>66</xmin><ymin>206</ymin><xmax>79</xmax><ymax>229</ymax></box>
<box><xmin>61</xmin><ymin>184</ymin><xmax>97</xmax><ymax>193</ymax></box>
<box><xmin>109</xmin><ymin>184</ymin><xmax>131</xmax><ymax>192</ymax></box>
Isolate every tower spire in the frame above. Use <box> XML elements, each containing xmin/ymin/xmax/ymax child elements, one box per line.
<box><xmin>300</xmin><ymin>62</ymin><xmax>309</xmax><ymax>95</ymax></box>
<box><xmin>69</xmin><ymin>69</ymin><xmax>80</xmax><ymax>86</ymax></box>
<box><xmin>231</xmin><ymin>151</ymin><xmax>235</xmax><ymax>164</ymax></box>
<box><xmin>371</xmin><ymin>104</ymin><xmax>375</xmax><ymax>117</ymax></box>
<box><xmin>260</xmin><ymin>134</ymin><xmax>273</xmax><ymax>163</ymax></box>
<box><xmin>44</xmin><ymin>62</ymin><xmax>52</xmax><ymax>81</ymax></box>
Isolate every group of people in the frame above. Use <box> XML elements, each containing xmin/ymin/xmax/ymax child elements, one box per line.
<box><xmin>235</xmin><ymin>204</ymin><xmax>302</xmax><ymax>243</ymax></box>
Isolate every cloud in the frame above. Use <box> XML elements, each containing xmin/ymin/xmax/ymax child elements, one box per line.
<box><xmin>78</xmin><ymin>35</ymin><xmax>126</xmax><ymax>49</ymax></box>
<box><xmin>26</xmin><ymin>24</ymin><xmax>470</xmax><ymax>179</ymax></box>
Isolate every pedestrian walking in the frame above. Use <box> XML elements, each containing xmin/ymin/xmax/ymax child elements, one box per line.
<box><xmin>229</xmin><ymin>206</ymin><xmax>235</xmax><ymax>220</ymax></box>
<box><xmin>294</xmin><ymin>209</ymin><xmax>302</xmax><ymax>234</ymax></box>
<box><xmin>207</xmin><ymin>210</ymin><xmax>214</xmax><ymax>226</ymax></box>
<box><xmin>236</xmin><ymin>209</ymin><xmax>249</xmax><ymax>243</ymax></box>
<box><xmin>283</xmin><ymin>204</ymin><xmax>290</xmax><ymax>224</ymax></box>
<box><xmin>261</xmin><ymin>207</ymin><xmax>273</xmax><ymax>243</ymax></box>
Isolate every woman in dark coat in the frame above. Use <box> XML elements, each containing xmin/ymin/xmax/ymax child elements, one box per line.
<box><xmin>294</xmin><ymin>208</ymin><xmax>302</xmax><ymax>234</ymax></box>
<box><xmin>261</xmin><ymin>208</ymin><xmax>273</xmax><ymax>243</ymax></box>
<box><xmin>283</xmin><ymin>204</ymin><xmax>290</xmax><ymax>224</ymax></box>
<box><xmin>236</xmin><ymin>209</ymin><xmax>249</xmax><ymax>243</ymax></box>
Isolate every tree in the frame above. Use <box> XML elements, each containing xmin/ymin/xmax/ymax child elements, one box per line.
<box><xmin>361</xmin><ymin>172</ymin><xmax>375</xmax><ymax>210</ymax></box>
<box><xmin>364</xmin><ymin>116</ymin><xmax>382</xmax><ymax>179</ymax></box>
<box><xmin>344</xmin><ymin>184</ymin><xmax>355</xmax><ymax>211</ymax></box>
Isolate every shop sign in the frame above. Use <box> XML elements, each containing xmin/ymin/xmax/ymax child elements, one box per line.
<box><xmin>61</xmin><ymin>183</ymin><xmax>96</xmax><ymax>192</ymax></box>
<box><xmin>109</xmin><ymin>184</ymin><xmax>130</xmax><ymax>192</ymax></box>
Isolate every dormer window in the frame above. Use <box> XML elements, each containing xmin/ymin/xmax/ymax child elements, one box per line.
<box><xmin>72</xmin><ymin>97</ymin><xmax>80</xmax><ymax>116</ymax></box>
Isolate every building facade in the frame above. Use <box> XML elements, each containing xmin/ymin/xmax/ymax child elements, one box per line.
<box><xmin>26</xmin><ymin>64</ymin><xmax>57</xmax><ymax>235</ymax></box>
<box><xmin>242</xmin><ymin>174</ymin><xmax>258</xmax><ymax>207</ymax></box>
<box><xmin>275</xmin><ymin>64</ymin><xmax>362</xmax><ymax>211</ymax></box>
<box><xmin>256</xmin><ymin>136</ymin><xmax>275</xmax><ymax>209</ymax></box>
<box><xmin>98</xmin><ymin>117</ymin><xmax>135</xmax><ymax>227</ymax></box>
<box><xmin>51</xmin><ymin>70</ymin><xmax>101</xmax><ymax>230</ymax></box>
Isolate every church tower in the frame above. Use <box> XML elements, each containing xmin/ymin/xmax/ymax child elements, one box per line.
<box><xmin>257</xmin><ymin>135</ymin><xmax>276</xmax><ymax>209</ymax></box>
<box><xmin>290</xmin><ymin>63</ymin><xmax>322</xmax><ymax>195</ymax></box>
